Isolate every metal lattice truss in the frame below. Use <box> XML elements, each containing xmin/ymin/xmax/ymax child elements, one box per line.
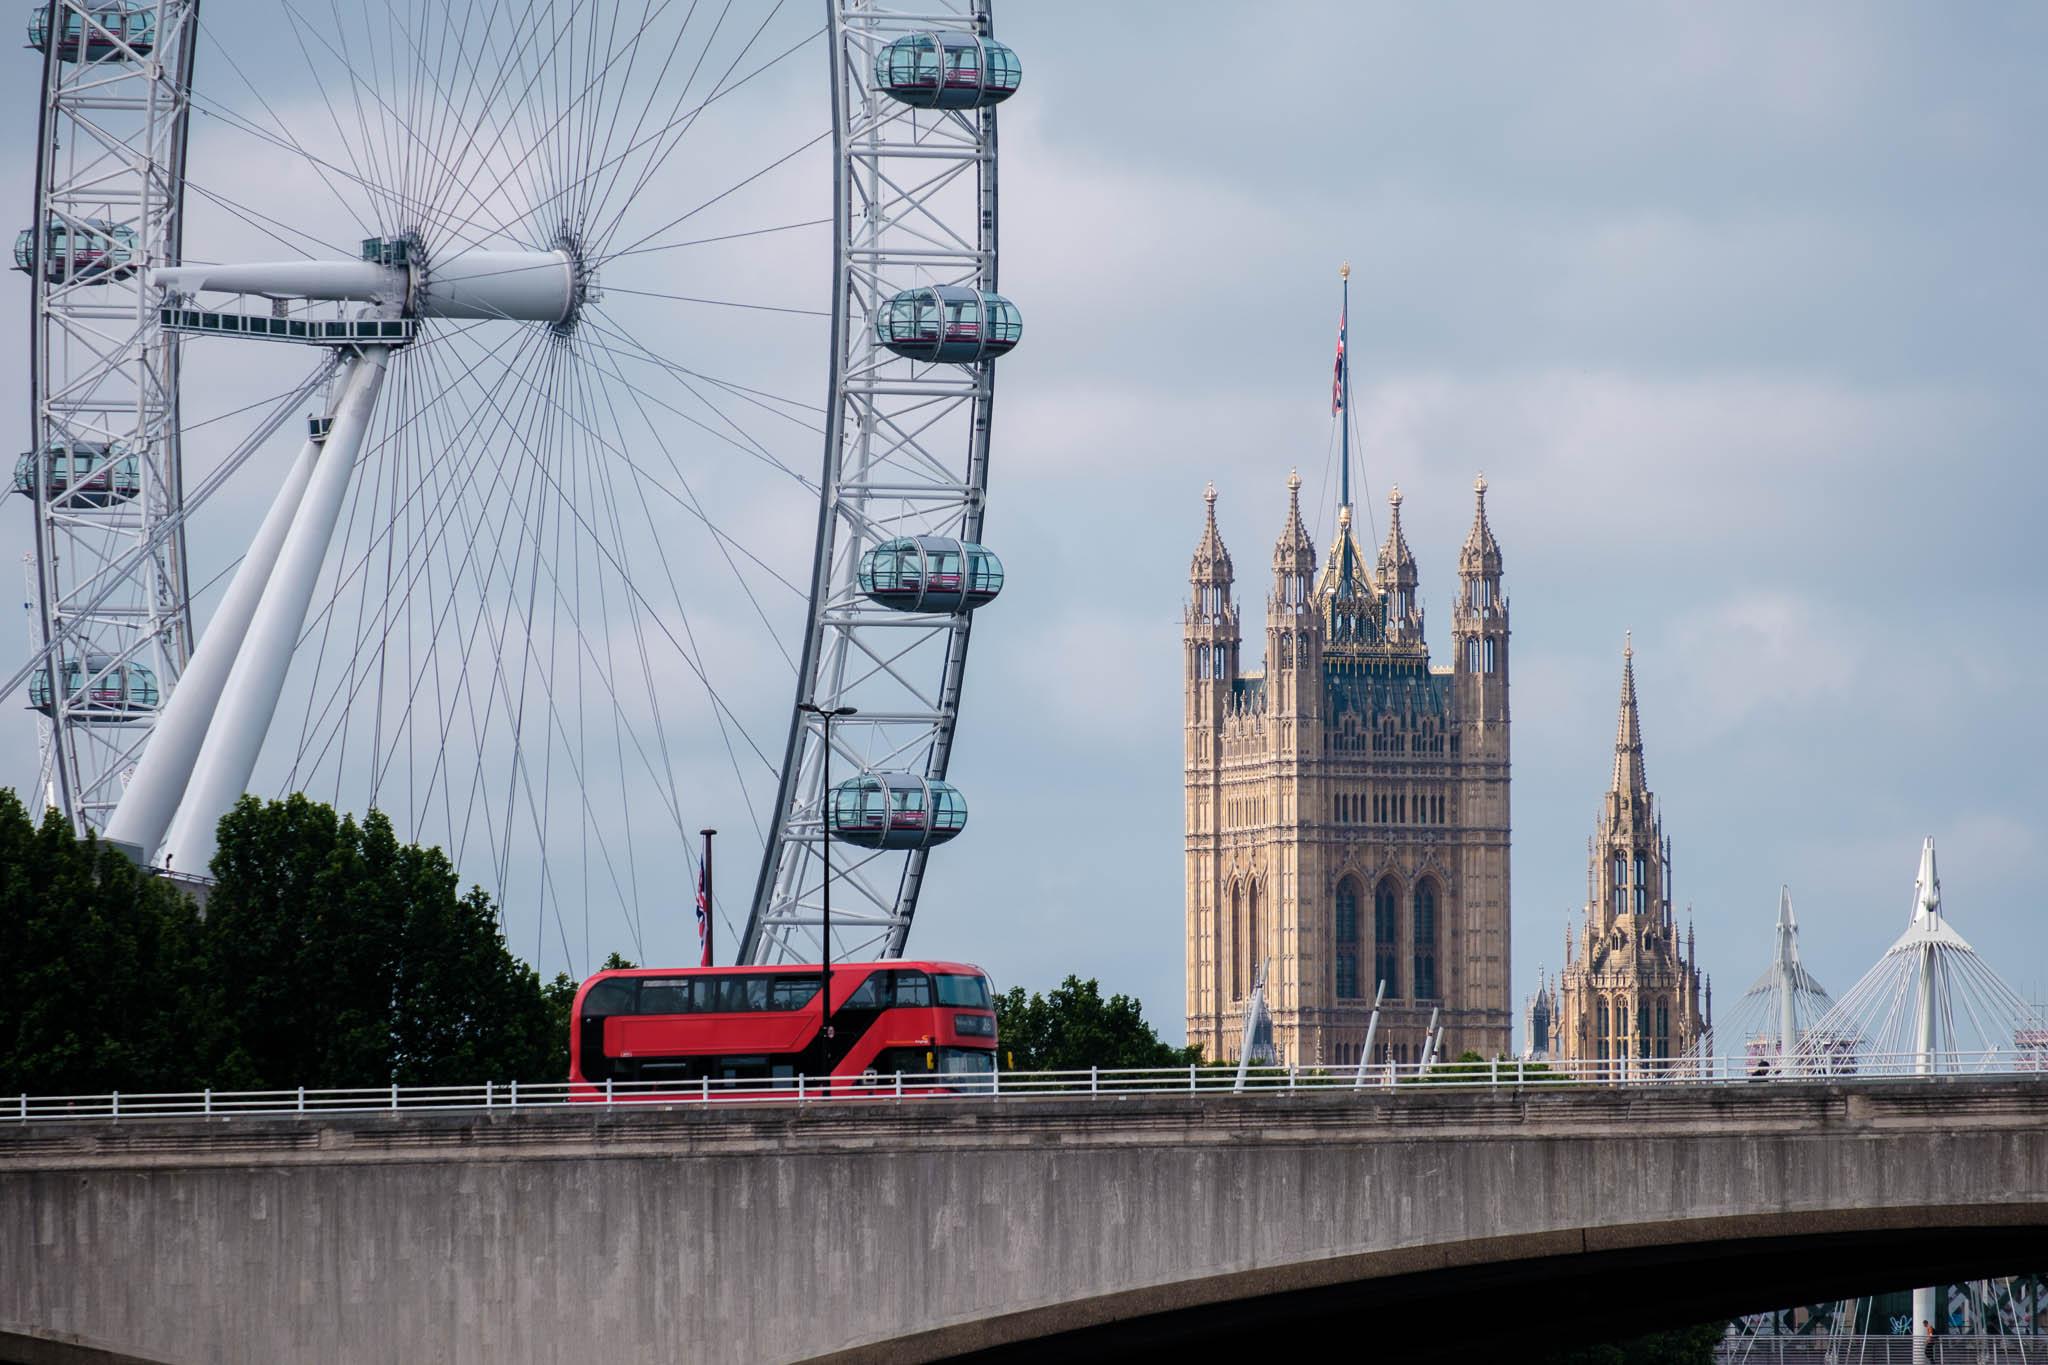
<box><xmin>741</xmin><ymin>0</ymin><xmax>1002</xmax><ymax>965</ymax></box>
<box><xmin>25</xmin><ymin>0</ymin><xmax>198</xmax><ymax>827</ymax></box>
<box><xmin>1795</xmin><ymin>837</ymin><xmax>2042</xmax><ymax>1074</ymax></box>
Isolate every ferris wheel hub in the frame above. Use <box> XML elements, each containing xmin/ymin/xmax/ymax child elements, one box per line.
<box><xmin>149</xmin><ymin>243</ymin><xmax>587</xmax><ymax>328</ymax></box>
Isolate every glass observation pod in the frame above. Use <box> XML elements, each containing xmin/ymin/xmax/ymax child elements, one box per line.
<box><xmin>858</xmin><ymin>536</ymin><xmax>1003</xmax><ymax>613</ymax></box>
<box><xmin>826</xmin><ymin>773</ymin><xmax>968</xmax><ymax>851</ymax></box>
<box><xmin>28</xmin><ymin>2</ymin><xmax>155</xmax><ymax>60</ymax></box>
<box><xmin>874</xmin><ymin>32</ymin><xmax>1021</xmax><ymax>110</ymax></box>
<box><xmin>875</xmin><ymin>286</ymin><xmax>1020</xmax><ymax>364</ymax></box>
<box><xmin>28</xmin><ymin>653</ymin><xmax>160</xmax><ymax>721</ymax></box>
<box><xmin>14</xmin><ymin>440</ymin><xmax>142</xmax><ymax>507</ymax></box>
<box><xmin>13</xmin><ymin>219</ymin><xmax>139</xmax><ymax>285</ymax></box>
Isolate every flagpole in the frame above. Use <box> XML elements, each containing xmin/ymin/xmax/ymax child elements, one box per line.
<box><xmin>1339</xmin><ymin>261</ymin><xmax>1351</xmax><ymax>511</ymax></box>
<box><xmin>699</xmin><ymin>828</ymin><xmax>716</xmax><ymax>966</ymax></box>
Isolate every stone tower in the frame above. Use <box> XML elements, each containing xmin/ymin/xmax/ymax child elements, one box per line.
<box><xmin>1554</xmin><ymin>640</ymin><xmax>1707</xmax><ymax>1066</ymax></box>
<box><xmin>1184</xmin><ymin>474</ymin><xmax>1512</xmax><ymax>1066</ymax></box>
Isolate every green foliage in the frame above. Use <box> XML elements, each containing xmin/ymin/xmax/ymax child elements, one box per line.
<box><xmin>994</xmin><ymin>975</ymin><xmax>1201</xmax><ymax>1072</ymax></box>
<box><xmin>0</xmin><ymin>789</ymin><xmax>209</xmax><ymax>1095</ymax></box>
<box><xmin>1532</xmin><ymin>1323</ymin><xmax>1726</xmax><ymax>1365</ymax></box>
<box><xmin>0</xmin><ymin>790</ymin><xmax>583</xmax><ymax>1094</ymax></box>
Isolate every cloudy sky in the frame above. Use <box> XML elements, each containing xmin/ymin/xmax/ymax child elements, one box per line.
<box><xmin>3</xmin><ymin>2</ymin><xmax>2043</xmax><ymax>1042</ymax></box>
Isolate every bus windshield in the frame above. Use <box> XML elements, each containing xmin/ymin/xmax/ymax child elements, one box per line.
<box><xmin>933</xmin><ymin>973</ymin><xmax>991</xmax><ymax>1009</ymax></box>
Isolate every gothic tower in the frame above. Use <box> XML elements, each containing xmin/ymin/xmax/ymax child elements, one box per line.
<box><xmin>1555</xmin><ymin>639</ymin><xmax>1706</xmax><ymax>1066</ymax></box>
<box><xmin>1184</xmin><ymin>475</ymin><xmax>1513</xmax><ymax>1066</ymax></box>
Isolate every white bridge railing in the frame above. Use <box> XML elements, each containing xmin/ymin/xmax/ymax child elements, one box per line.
<box><xmin>5</xmin><ymin>1049</ymin><xmax>2042</xmax><ymax>1125</ymax></box>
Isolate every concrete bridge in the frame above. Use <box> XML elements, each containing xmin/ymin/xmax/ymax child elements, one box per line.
<box><xmin>3</xmin><ymin>1079</ymin><xmax>2045</xmax><ymax>1364</ymax></box>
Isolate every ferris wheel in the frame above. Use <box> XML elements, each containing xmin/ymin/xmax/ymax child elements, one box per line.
<box><xmin>12</xmin><ymin>0</ymin><xmax>1020</xmax><ymax>973</ymax></box>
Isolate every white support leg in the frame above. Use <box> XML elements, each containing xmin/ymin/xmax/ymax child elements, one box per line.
<box><xmin>159</xmin><ymin>348</ymin><xmax>390</xmax><ymax>876</ymax></box>
<box><xmin>105</xmin><ymin>421</ymin><xmax>327</xmax><ymax>860</ymax></box>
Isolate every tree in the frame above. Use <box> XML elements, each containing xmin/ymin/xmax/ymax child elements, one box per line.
<box><xmin>0</xmin><ymin>789</ymin><xmax>208</xmax><ymax>1096</ymax></box>
<box><xmin>994</xmin><ymin>976</ymin><xmax>1201</xmax><ymax>1072</ymax></box>
<box><xmin>202</xmin><ymin>794</ymin><xmax>559</xmax><ymax>1087</ymax></box>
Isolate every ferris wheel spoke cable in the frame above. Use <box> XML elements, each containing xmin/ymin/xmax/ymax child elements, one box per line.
<box><xmin>575</xmin><ymin>324</ymin><xmax>805</xmax><ymax>671</ymax></box>
<box><xmin>457</xmin><ymin>325</ymin><xmax>780</xmax><ymax>779</ymax></box>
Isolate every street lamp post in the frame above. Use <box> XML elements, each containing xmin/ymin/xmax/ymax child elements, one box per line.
<box><xmin>798</xmin><ymin>701</ymin><xmax>857</xmax><ymax>1064</ymax></box>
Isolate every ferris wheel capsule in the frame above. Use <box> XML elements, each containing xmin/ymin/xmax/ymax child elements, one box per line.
<box><xmin>826</xmin><ymin>773</ymin><xmax>968</xmax><ymax>851</ymax></box>
<box><xmin>873</xmin><ymin>32</ymin><xmax>1020</xmax><ymax>110</ymax></box>
<box><xmin>875</xmin><ymin>286</ymin><xmax>1020</xmax><ymax>364</ymax></box>
<box><xmin>13</xmin><ymin>218</ymin><xmax>139</xmax><ymax>285</ymax></box>
<box><xmin>14</xmin><ymin>440</ymin><xmax>142</xmax><ymax>508</ymax></box>
<box><xmin>28</xmin><ymin>652</ymin><xmax>159</xmax><ymax>722</ymax></box>
<box><xmin>858</xmin><ymin>536</ymin><xmax>1003</xmax><ymax>614</ymax></box>
<box><xmin>27</xmin><ymin>2</ymin><xmax>155</xmax><ymax>61</ymax></box>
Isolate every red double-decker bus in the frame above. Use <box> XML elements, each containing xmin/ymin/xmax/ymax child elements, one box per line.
<box><xmin>568</xmin><ymin>960</ymin><xmax>998</xmax><ymax>1096</ymax></box>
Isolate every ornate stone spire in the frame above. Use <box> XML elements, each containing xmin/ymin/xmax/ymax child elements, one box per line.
<box><xmin>1190</xmin><ymin>480</ymin><xmax>1233</xmax><ymax>585</ymax></box>
<box><xmin>1612</xmin><ymin>632</ymin><xmax>1647</xmax><ymax>795</ymax></box>
<box><xmin>1460</xmin><ymin>471</ymin><xmax>1502</xmax><ymax>576</ymax></box>
<box><xmin>1377</xmin><ymin>485</ymin><xmax>1417</xmax><ymax>580</ymax></box>
<box><xmin>1377</xmin><ymin>484</ymin><xmax>1420</xmax><ymax>643</ymax></box>
<box><xmin>1272</xmin><ymin>469</ymin><xmax>1314</xmax><ymax>575</ymax></box>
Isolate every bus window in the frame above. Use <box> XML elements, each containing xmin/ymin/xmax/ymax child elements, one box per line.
<box><xmin>842</xmin><ymin>972</ymin><xmax>884</xmax><ymax>1010</ymax></box>
<box><xmin>769</xmin><ymin>976</ymin><xmax>821</xmax><ymax>1011</ymax></box>
<box><xmin>937</xmin><ymin>1048</ymin><xmax>995</xmax><ymax>1075</ymax></box>
<box><xmin>934</xmin><ymin>973</ymin><xmax>992</xmax><ymax>1009</ymax></box>
<box><xmin>639</xmin><ymin>980</ymin><xmax>692</xmax><ymax>1014</ymax></box>
<box><xmin>716</xmin><ymin>976</ymin><xmax>769</xmax><ymax>1012</ymax></box>
<box><xmin>873</xmin><ymin>1047</ymin><xmax>934</xmax><ymax>1075</ymax></box>
<box><xmin>890</xmin><ymin>970</ymin><xmax>932</xmax><ymax>1007</ymax></box>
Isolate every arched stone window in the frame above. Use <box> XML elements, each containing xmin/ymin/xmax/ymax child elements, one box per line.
<box><xmin>1596</xmin><ymin>999</ymin><xmax>1611</xmax><ymax>1061</ymax></box>
<box><xmin>1246</xmin><ymin>880</ymin><xmax>1262</xmax><ymax>988</ymax></box>
<box><xmin>1372</xmin><ymin>877</ymin><xmax>1399</xmax><ymax>998</ymax></box>
<box><xmin>1412</xmin><ymin>879</ymin><xmax>1440</xmax><ymax>1001</ymax></box>
<box><xmin>1230</xmin><ymin>881</ymin><xmax>1244</xmax><ymax>1001</ymax></box>
<box><xmin>1334</xmin><ymin>878</ymin><xmax>1361</xmax><ymax>1000</ymax></box>
<box><xmin>1656</xmin><ymin>999</ymin><xmax>1671</xmax><ymax>1059</ymax></box>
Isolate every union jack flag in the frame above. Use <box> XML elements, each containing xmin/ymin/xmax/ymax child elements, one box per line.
<box><xmin>1331</xmin><ymin>306</ymin><xmax>1347</xmax><ymax>416</ymax></box>
<box><xmin>694</xmin><ymin>862</ymin><xmax>712</xmax><ymax>967</ymax></box>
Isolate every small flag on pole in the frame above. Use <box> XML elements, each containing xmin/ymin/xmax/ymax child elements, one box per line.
<box><xmin>694</xmin><ymin>861</ymin><xmax>712</xmax><ymax>967</ymax></box>
<box><xmin>1331</xmin><ymin>305</ymin><xmax>1347</xmax><ymax>416</ymax></box>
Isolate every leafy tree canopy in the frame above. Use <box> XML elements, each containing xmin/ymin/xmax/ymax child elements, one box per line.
<box><xmin>0</xmin><ymin>790</ymin><xmax>594</xmax><ymax>1094</ymax></box>
<box><xmin>994</xmin><ymin>975</ymin><xmax>1200</xmax><ymax>1072</ymax></box>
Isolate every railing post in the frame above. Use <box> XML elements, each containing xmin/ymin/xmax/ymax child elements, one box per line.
<box><xmin>110</xmin><ymin>1090</ymin><xmax>119</xmax><ymax>1120</ymax></box>
<box><xmin>797</xmin><ymin>1074</ymin><xmax>806</xmax><ymax>1104</ymax></box>
<box><xmin>700</xmin><ymin>1076</ymin><xmax>708</xmax><ymax>1107</ymax></box>
<box><xmin>992</xmin><ymin>1066</ymin><xmax>1001</xmax><ymax>1098</ymax></box>
<box><xmin>1490</xmin><ymin>1057</ymin><xmax>1499</xmax><ymax>1088</ymax></box>
<box><xmin>485</xmin><ymin>1081</ymin><xmax>493</xmax><ymax>1109</ymax></box>
<box><xmin>203</xmin><ymin>1088</ymin><xmax>212</xmax><ymax>1116</ymax></box>
<box><xmin>1516</xmin><ymin>1057</ymin><xmax>1524</xmax><ymax>1086</ymax></box>
<box><xmin>510</xmin><ymin>1078</ymin><xmax>519</xmax><ymax>1108</ymax></box>
<box><xmin>20</xmin><ymin>1093</ymin><xmax>28</xmax><ymax>1121</ymax></box>
<box><xmin>296</xmin><ymin>1086</ymin><xmax>304</xmax><ymax>1114</ymax></box>
<box><xmin>390</xmin><ymin>1083</ymin><xmax>398</xmax><ymax>1111</ymax></box>
<box><xmin>894</xmin><ymin>1072</ymin><xmax>903</xmax><ymax>1100</ymax></box>
<box><xmin>1188</xmin><ymin>1063</ymin><xmax>1197</xmax><ymax>1093</ymax></box>
<box><xmin>1287</xmin><ymin>1064</ymin><xmax>1297</xmax><ymax>1092</ymax></box>
<box><xmin>1090</xmin><ymin>1065</ymin><xmax>1098</xmax><ymax>1095</ymax></box>
<box><xmin>605</xmin><ymin>1077</ymin><xmax>613</xmax><ymax>1108</ymax></box>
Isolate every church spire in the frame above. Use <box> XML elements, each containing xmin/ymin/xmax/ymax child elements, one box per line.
<box><xmin>1612</xmin><ymin>633</ymin><xmax>1647</xmax><ymax>795</ymax></box>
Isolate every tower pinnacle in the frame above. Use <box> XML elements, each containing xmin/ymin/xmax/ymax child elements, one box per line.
<box><xmin>1612</xmin><ymin>635</ymin><xmax>1646</xmax><ymax>794</ymax></box>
